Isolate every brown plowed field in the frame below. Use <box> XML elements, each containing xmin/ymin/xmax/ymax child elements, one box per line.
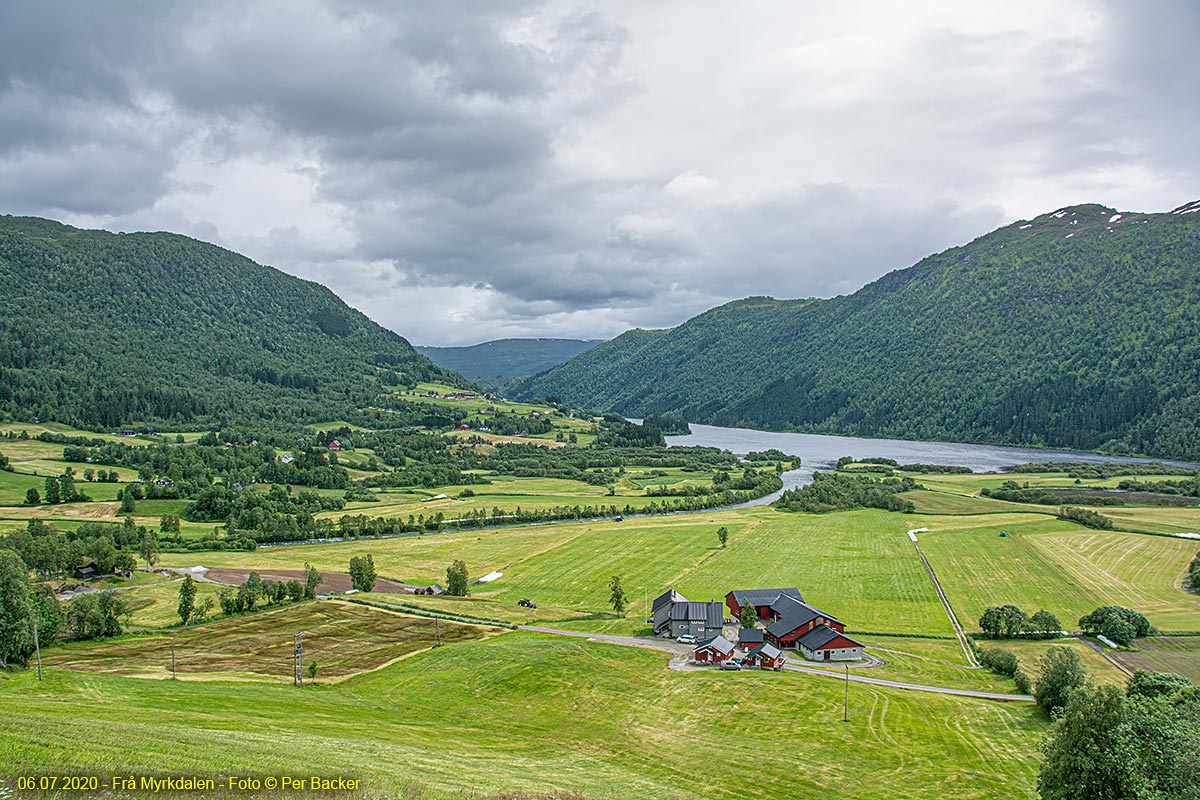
<box><xmin>202</xmin><ymin>567</ymin><xmax>415</xmax><ymax>595</ymax></box>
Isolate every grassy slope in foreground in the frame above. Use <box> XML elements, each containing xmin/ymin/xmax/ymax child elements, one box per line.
<box><xmin>3</xmin><ymin>630</ymin><xmax>1044</xmax><ymax>800</ymax></box>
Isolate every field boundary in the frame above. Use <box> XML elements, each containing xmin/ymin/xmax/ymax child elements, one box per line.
<box><xmin>346</xmin><ymin>596</ymin><xmax>516</xmax><ymax>629</ymax></box>
<box><xmin>910</xmin><ymin>534</ymin><xmax>980</xmax><ymax>667</ymax></box>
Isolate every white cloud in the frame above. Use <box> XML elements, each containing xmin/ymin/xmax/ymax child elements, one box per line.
<box><xmin>0</xmin><ymin>0</ymin><xmax>1196</xmax><ymax>345</ymax></box>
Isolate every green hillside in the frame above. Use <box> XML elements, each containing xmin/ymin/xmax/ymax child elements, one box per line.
<box><xmin>0</xmin><ymin>215</ymin><xmax>466</xmax><ymax>430</ymax></box>
<box><xmin>514</xmin><ymin>201</ymin><xmax>1200</xmax><ymax>460</ymax></box>
<box><xmin>416</xmin><ymin>337</ymin><xmax>603</xmax><ymax>379</ymax></box>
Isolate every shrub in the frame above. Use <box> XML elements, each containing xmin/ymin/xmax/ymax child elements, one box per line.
<box><xmin>1034</xmin><ymin>647</ymin><xmax>1086</xmax><ymax>716</ymax></box>
<box><xmin>978</xmin><ymin>647</ymin><xmax>1020</xmax><ymax>677</ymax></box>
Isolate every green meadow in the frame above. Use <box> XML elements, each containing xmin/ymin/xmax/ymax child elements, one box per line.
<box><xmin>3</xmin><ymin>624</ymin><xmax>1046</xmax><ymax>800</ymax></box>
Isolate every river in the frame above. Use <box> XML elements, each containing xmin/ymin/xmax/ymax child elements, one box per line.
<box><xmin>661</xmin><ymin>423</ymin><xmax>1199</xmax><ymax>509</ymax></box>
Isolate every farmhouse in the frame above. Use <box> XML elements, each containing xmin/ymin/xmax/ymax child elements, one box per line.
<box><xmin>327</xmin><ymin>440</ymin><xmax>342</xmax><ymax>451</ymax></box>
<box><xmin>651</xmin><ymin>589</ymin><xmax>723</xmax><ymax>641</ymax></box>
<box><xmin>73</xmin><ymin>561</ymin><xmax>100</xmax><ymax>581</ymax></box>
<box><xmin>725</xmin><ymin>587</ymin><xmax>805</xmax><ymax>620</ymax></box>
<box><xmin>693</xmin><ymin>635</ymin><xmax>736</xmax><ymax>663</ymax></box>
<box><xmin>742</xmin><ymin>642</ymin><xmax>785</xmax><ymax>670</ymax></box>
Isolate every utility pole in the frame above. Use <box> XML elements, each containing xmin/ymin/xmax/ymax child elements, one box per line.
<box><xmin>171</xmin><ymin>638</ymin><xmax>176</xmax><ymax>681</ymax></box>
<box><xmin>294</xmin><ymin>632</ymin><xmax>304</xmax><ymax>686</ymax></box>
<box><xmin>843</xmin><ymin>664</ymin><xmax>849</xmax><ymax>722</ymax></box>
<box><xmin>33</xmin><ymin>617</ymin><xmax>42</xmax><ymax>682</ymax></box>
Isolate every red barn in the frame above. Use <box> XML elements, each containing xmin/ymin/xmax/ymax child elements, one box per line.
<box><xmin>327</xmin><ymin>440</ymin><xmax>341</xmax><ymax>451</ymax></box>
<box><xmin>764</xmin><ymin>595</ymin><xmax>845</xmax><ymax>650</ymax></box>
<box><xmin>797</xmin><ymin>626</ymin><xmax>864</xmax><ymax>662</ymax></box>
<box><xmin>725</xmin><ymin>588</ymin><xmax>804</xmax><ymax>621</ymax></box>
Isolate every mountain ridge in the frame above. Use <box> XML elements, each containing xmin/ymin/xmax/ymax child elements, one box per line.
<box><xmin>416</xmin><ymin>337</ymin><xmax>603</xmax><ymax>381</ymax></box>
<box><xmin>513</xmin><ymin>201</ymin><xmax>1200</xmax><ymax>460</ymax></box>
<box><xmin>0</xmin><ymin>214</ymin><xmax>467</xmax><ymax>429</ymax></box>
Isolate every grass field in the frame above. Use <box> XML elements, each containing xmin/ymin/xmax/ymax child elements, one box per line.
<box><xmin>918</xmin><ymin>517</ymin><xmax>1200</xmax><ymax>633</ymax></box>
<box><xmin>40</xmin><ymin>601</ymin><xmax>495</xmax><ymax>682</ymax></box>
<box><xmin>4</xmin><ymin>627</ymin><xmax>1046</xmax><ymax>799</ymax></box>
<box><xmin>113</xmin><ymin>573</ymin><xmax>228</xmax><ymax>629</ymax></box>
<box><xmin>162</xmin><ymin>508</ymin><xmax>954</xmax><ymax>638</ymax></box>
<box><xmin>976</xmin><ymin>638</ymin><xmax>1129</xmax><ymax>686</ymax></box>
<box><xmin>1111</xmin><ymin>636</ymin><xmax>1200</xmax><ymax>682</ymax></box>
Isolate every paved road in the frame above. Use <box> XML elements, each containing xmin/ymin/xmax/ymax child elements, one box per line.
<box><xmin>782</xmin><ymin>662</ymin><xmax>1032</xmax><ymax>701</ymax></box>
<box><xmin>518</xmin><ymin>625</ymin><xmax>1033</xmax><ymax>701</ymax></box>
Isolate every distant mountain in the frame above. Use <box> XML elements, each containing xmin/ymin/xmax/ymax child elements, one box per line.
<box><xmin>514</xmin><ymin>201</ymin><xmax>1200</xmax><ymax>461</ymax></box>
<box><xmin>416</xmin><ymin>338</ymin><xmax>603</xmax><ymax>384</ymax></box>
<box><xmin>0</xmin><ymin>215</ymin><xmax>467</xmax><ymax>430</ymax></box>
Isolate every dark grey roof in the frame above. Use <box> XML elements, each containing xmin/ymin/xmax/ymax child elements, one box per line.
<box><xmin>797</xmin><ymin>625</ymin><xmax>862</xmax><ymax>651</ymax></box>
<box><xmin>738</xmin><ymin>628</ymin><xmax>764</xmax><ymax>645</ymax></box>
<box><xmin>765</xmin><ymin>595</ymin><xmax>841</xmax><ymax>637</ymax></box>
<box><xmin>695</xmin><ymin>635</ymin><xmax>736</xmax><ymax>656</ymax></box>
<box><xmin>653</xmin><ymin>589</ymin><xmax>687</xmax><ymax>613</ymax></box>
<box><xmin>670</xmin><ymin>601</ymin><xmax>724</xmax><ymax>627</ymax></box>
<box><xmin>746</xmin><ymin>642</ymin><xmax>782</xmax><ymax>661</ymax></box>
<box><xmin>729</xmin><ymin>588</ymin><xmax>803</xmax><ymax>607</ymax></box>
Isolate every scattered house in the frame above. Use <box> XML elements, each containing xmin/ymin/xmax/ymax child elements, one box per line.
<box><xmin>327</xmin><ymin>440</ymin><xmax>342</xmax><ymax>451</ymax></box>
<box><xmin>121</xmin><ymin>429</ymin><xmax>136</xmax><ymax>437</ymax></box>
<box><xmin>796</xmin><ymin>626</ymin><xmax>864</xmax><ymax>662</ymax></box>
<box><xmin>743</xmin><ymin>642</ymin><xmax>785</xmax><ymax>670</ymax></box>
<box><xmin>725</xmin><ymin>588</ymin><xmax>805</xmax><ymax>620</ymax></box>
<box><xmin>154</xmin><ymin>478</ymin><xmax>173</xmax><ymax>487</ymax></box>
<box><xmin>694</xmin><ymin>635</ymin><xmax>737</xmax><ymax>663</ymax></box>
<box><xmin>417</xmin><ymin>584</ymin><xmax>446</xmax><ymax>596</ymax></box>
<box><xmin>764</xmin><ymin>595</ymin><xmax>845</xmax><ymax>650</ymax></box>
<box><xmin>456</xmin><ymin>424</ymin><xmax>471</xmax><ymax>430</ymax></box>
<box><xmin>737</xmin><ymin>628</ymin><xmax>764</xmax><ymax>648</ymax></box>
<box><xmin>73</xmin><ymin>562</ymin><xmax>100</xmax><ymax>581</ymax></box>
<box><xmin>651</xmin><ymin>588</ymin><xmax>724</xmax><ymax>641</ymax></box>
<box><xmin>280</xmin><ymin>453</ymin><xmax>294</xmax><ymax>464</ymax></box>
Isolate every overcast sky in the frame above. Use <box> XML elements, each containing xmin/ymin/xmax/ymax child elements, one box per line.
<box><xmin>2</xmin><ymin>1</ymin><xmax>1197</xmax><ymax>345</ymax></box>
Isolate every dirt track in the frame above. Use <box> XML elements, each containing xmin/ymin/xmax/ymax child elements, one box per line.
<box><xmin>200</xmin><ymin>567</ymin><xmax>415</xmax><ymax>595</ymax></box>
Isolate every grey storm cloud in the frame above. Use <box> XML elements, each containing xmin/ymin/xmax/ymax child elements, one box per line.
<box><xmin>1</xmin><ymin>1</ymin><xmax>1198</xmax><ymax>344</ymax></box>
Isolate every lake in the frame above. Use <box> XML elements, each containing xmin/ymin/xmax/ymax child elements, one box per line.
<box><xmin>661</xmin><ymin>423</ymin><xmax>1198</xmax><ymax>508</ymax></box>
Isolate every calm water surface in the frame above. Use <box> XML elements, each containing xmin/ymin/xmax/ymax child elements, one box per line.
<box><xmin>660</xmin><ymin>423</ymin><xmax>1198</xmax><ymax>509</ymax></box>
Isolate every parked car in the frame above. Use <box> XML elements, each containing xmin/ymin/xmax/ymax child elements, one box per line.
<box><xmin>720</xmin><ymin>660</ymin><xmax>743</xmax><ymax>671</ymax></box>
<box><xmin>677</xmin><ymin>634</ymin><xmax>697</xmax><ymax>644</ymax></box>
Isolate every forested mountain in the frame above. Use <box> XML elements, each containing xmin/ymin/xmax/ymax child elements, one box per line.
<box><xmin>416</xmin><ymin>338</ymin><xmax>602</xmax><ymax>381</ymax></box>
<box><xmin>0</xmin><ymin>216</ymin><xmax>466</xmax><ymax>429</ymax></box>
<box><xmin>514</xmin><ymin>201</ymin><xmax>1200</xmax><ymax>460</ymax></box>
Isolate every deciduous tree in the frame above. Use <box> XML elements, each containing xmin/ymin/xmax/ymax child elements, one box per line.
<box><xmin>348</xmin><ymin>554</ymin><xmax>376</xmax><ymax>592</ymax></box>
<box><xmin>446</xmin><ymin>560</ymin><xmax>469</xmax><ymax>596</ymax></box>
<box><xmin>609</xmin><ymin>575</ymin><xmax>627</xmax><ymax>615</ymax></box>
<box><xmin>1034</xmin><ymin>646</ymin><xmax>1086</xmax><ymax>716</ymax></box>
<box><xmin>177</xmin><ymin>575</ymin><xmax>197</xmax><ymax>626</ymax></box>
<box><xmin>0</xmin><ymin>549</ymin><xmax>35</xmax><ymax>666</ymax></box>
